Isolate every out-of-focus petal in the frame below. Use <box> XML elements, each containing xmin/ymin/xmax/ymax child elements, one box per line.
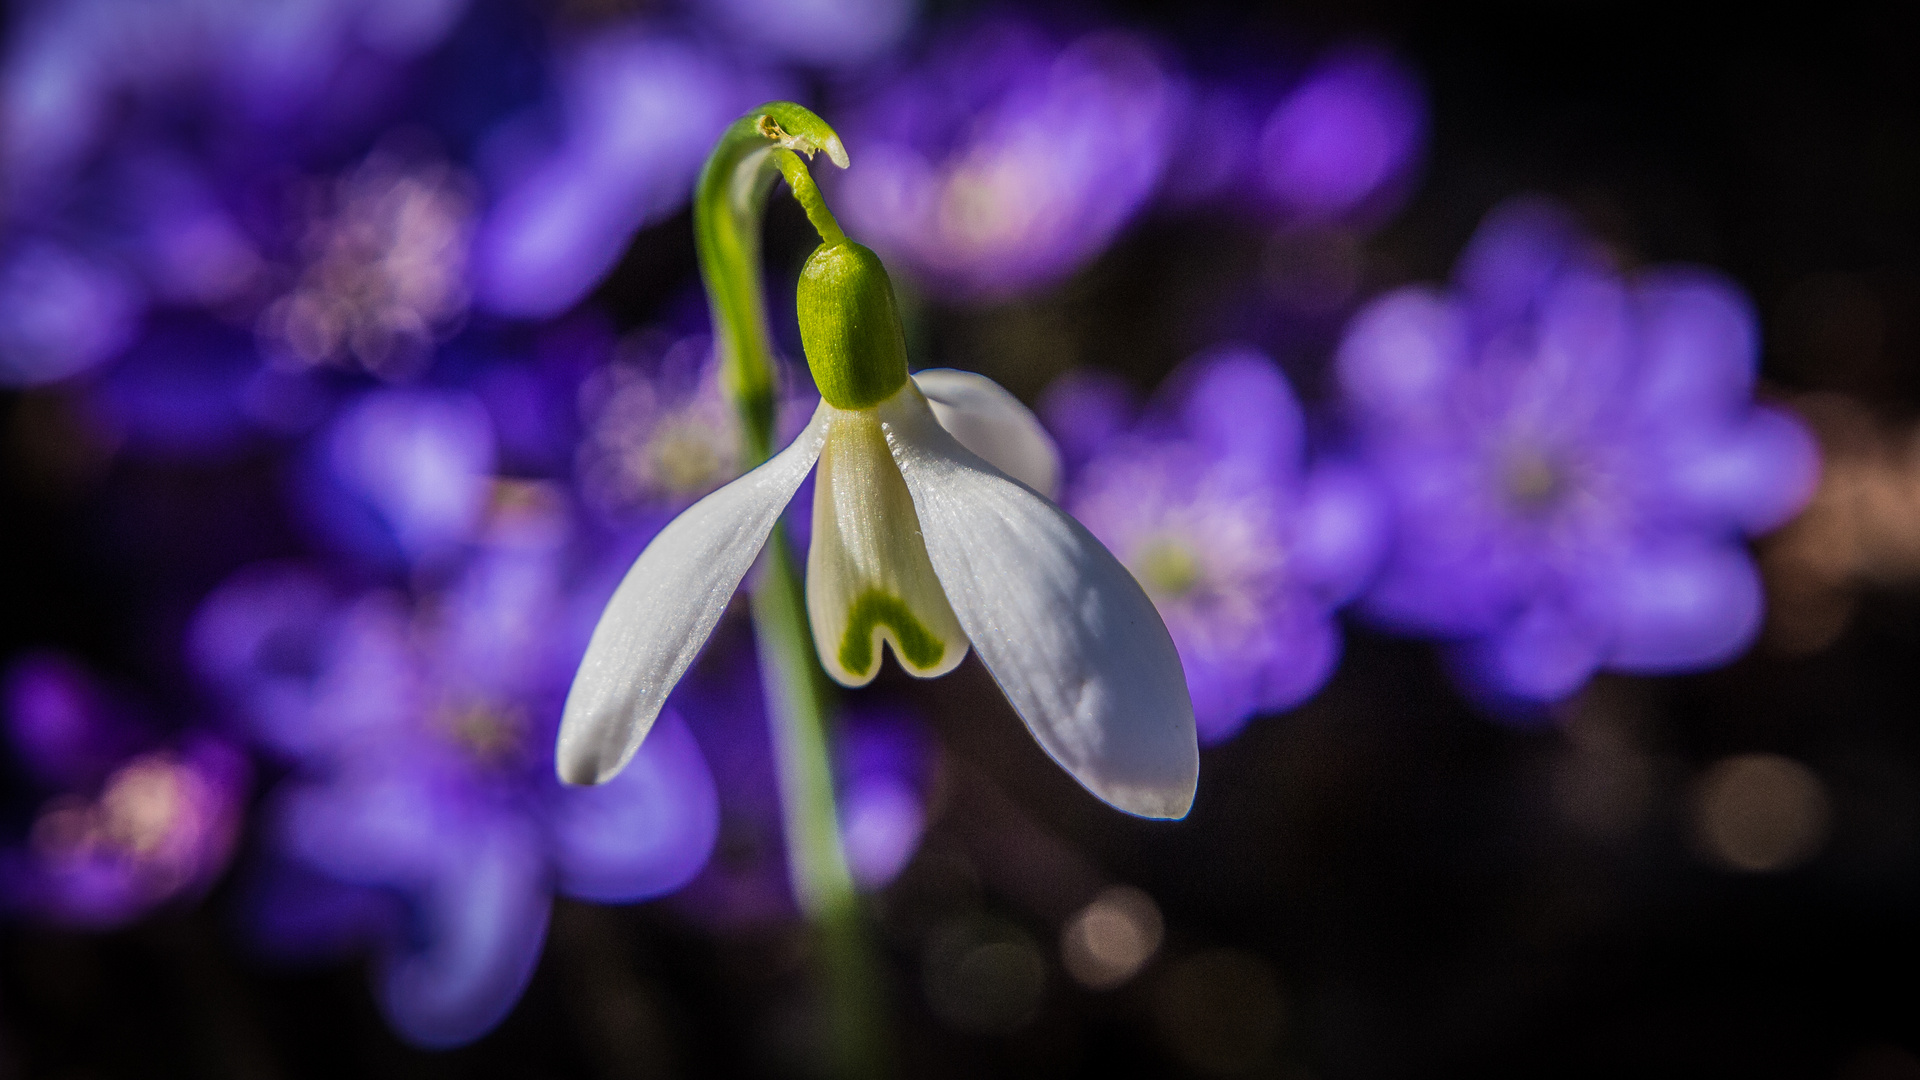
<box><xmin>884</xmin><ymin>389</ymin><xmax>1197</xmax><ymax>819</ymax></box>
<box><xmin>837</xmin><ymin>21</ymin><xmax>1178</xmax><ymax>299</ymax></box>
<box><xmin>318</xmin><ymin>390</ymin><xmax>498</xmax><ymax>566</ymax></box>
<box><xmin>1605</xmin><ymin>542</ymin><xmax>1764</xmax><ymax>672</ymax></box>
<box><xmin>1631</xmin><ymin>270</ymin><xmax>1760</xmax><ymax>422</ymax></box>
<box><xmin>557</xmin><ymin>404</ymin><xmax>829</xmax><ymax>786</ymax></box>
<box><xmin>1659</xmin><ymin>404</ymin><xmax>1821</xmax><ymax>534</ymax></box>
<box><xmin>0</xmin><ymin>239</ymin><xmax>142</xmax><ymax>386</ymax></box>
<box><xmin>1513</xmin><ymin>270</ymin><xmax>1632</xmax><ymax>426</ymax></box>
<box><xmin>550</xmin><ymin>710</ymin><xmax>718</xmax><ymax>902</ymax></box>
<box><xmin>1452</xmin><ymin>196</ymin><xmax>1590</xmax><ymax>332</ymax></box>
<box><xmin>807</xmin><ymin>409</ymin><xmax>969</xmax><ymax>686</ymax></box>
<box><xmin>1257</xmin><ymin>47</ymin><xmax>1426</xmax><ymax>221</ymax></box>
<box><xmin>914</xmin><ymin>367</ymin><xmax>1062</xmax><ymax>497</ymax></box>
<box><xmin>473</xmin><ymin>32</ymin><xmax>768</xmax><ymax>318</ymax></box>
<box><xmin>1466</xmin><ymin>600</ymin><xmax>1608</xmax><ymax>702</ymax></box>
<box><xmin>1174</xmin><ymin>347</ymin><xmax>1304</xmax><ymax>476</ymax></box>
<box><xmin>1291</xmin><ymin>461</ymin><xmax>1389</xmax><ymax>602</ymax></box>
<box><xmin>377</xmin><ymin>821</ymin><xmax>551</xmax><ymax>1049</ymax></box>
<box><xmin>1039</xmin><ymin>367</ymin><xmax>1137</xmax><ymax>470</ymax></box>
<box><xmin>1336</xmin><ymin>287</ymin><xmax>1469</xmax><ymax>431</ymax></box>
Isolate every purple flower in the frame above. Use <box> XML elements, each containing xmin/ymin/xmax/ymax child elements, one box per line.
<box><xmin>192</xmin><ymin>516</ymin><xmax>719</xmax><ymax>1046</ymax></box>
<box><xmin>834</xmin><ymin>16</ymin><xmax>1180</xmax><ymax>299</ymax></box>
<box><xmin>471</xmin><ymin>28</ymin><xmax>778</xmax><ymax>319</ymax></box>
<box><xmin>1164</xmin><ymin>45</ymin><xmax>1426</xmax><ymax>225</ymax></box>
<box><xmin>1050</xmin><ymin>350</ymin><xmax>1386</xmax><ymax>744</ymax></box>
<box><xmin>256</xmin><ymin>150</ymin><xmax>478</xmax><ymax>381</ymax></box>
<box><xmin>1336</xmin><ymin>197</ymin><xmax>1820</xmax><ymax>705</ymax></box>
<box><xmin>1</xmin><ymin>653</ymin><xmax>248</xmax><ymax>929</ymax></box>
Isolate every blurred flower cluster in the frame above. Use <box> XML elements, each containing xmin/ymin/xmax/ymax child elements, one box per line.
<box><xmin>1</xmin><ymin>0</ymin><xmax>1822</xmax><ymax>1054</ymax></box>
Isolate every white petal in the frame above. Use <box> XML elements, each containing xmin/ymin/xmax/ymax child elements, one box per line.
<box><xmin>807</xmin><ymin>407</ymin><xmax>969</xmax><ymax>686</ymax></box>
<box><xmin>557</xmin><ymin>403</ymin><xmax>830</xmax><ymax>785</ymax></box>
<box><xmin>878</xmin><ymin>387</ymin><xmax>1198</xmax><ymax>819</ymax></box>
<box><xmin>912</xmin><ymin>368</ymin><xmax>1063</xmax><ymax>498</ymax></box>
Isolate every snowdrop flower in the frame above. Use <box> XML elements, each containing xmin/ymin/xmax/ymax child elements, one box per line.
<box><xmin>559</xmin><ymin>236</ymin><xmax>1197</xmax><ymax>818</ymax></box>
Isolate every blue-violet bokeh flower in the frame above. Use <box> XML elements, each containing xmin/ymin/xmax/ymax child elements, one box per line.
<box><xmin>1336</xmin><ymin>196</ymin><xmax>1820</xmax><ymax>706</ymax></box>
<box><xmin>192</xmin><ymin>391</ymin><xmax>719</xmax><ymax>1047</ymax></box>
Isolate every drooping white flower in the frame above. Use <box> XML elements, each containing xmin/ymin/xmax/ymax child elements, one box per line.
<box><xmin>557</xmin><ymin>241</ymin><xmax>1196</xmax><ymax>819</ymax></box>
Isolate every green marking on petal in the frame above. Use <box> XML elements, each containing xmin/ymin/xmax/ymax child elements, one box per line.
<box><xmin>837</xmin><ymin>588</ymin><xmax>947</xmax><ymax>677</ymax></box>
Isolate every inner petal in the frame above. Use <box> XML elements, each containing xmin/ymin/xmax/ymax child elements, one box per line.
<box><xmin>808</xmin><ymin>410</ymin><xmax>969</xmax><ymax>686</ymax></box>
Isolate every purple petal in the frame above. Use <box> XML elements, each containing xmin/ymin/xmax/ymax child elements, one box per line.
<box><xmin>312</xmin><ymin>390</ymin><xmax>497</xmax><ymax>566</ymax></box>
<box><xmin>276</xmin><ymin>769</ymin><xmax>460</xmax><ymax>888</ymax></box>
<box><xmin>376</xmin><ymin>820</ymin><xmax>551</xmax><ymax>1049</ymax></box>
<box><xmin>691</xmin><ymin>0</ymin><xmax>913</xmax><ymax>66</ymax></box>
<box><xmin>473</xmin><ymin>32</ymin><xmax>771</xmax><ymax>317</ymax></box>
<box><xmin>1253</xmin><ymin>617</ymin><xmax>1343</xmax><ymax>717</ymax></box>
<box><xmin>1658</xmin><ymin>404</ymin><xmax>1821</xmax><ymax>535</ymax></box>
<box><xmin>3</xmin><ymin>652</ymin><xmax>140</xmax><ymax>789</ymax></box>
<box><xmin>1604</xmin><ymin>542</ymin><xmax>1763</xmax><ymax>673</ymax></box>
<box><xmin>836</xmin><ymin>709</ymin><xmax>933</xmax><ymax>890</ymax></box>
<box><xmin>1257</xmin><ymin>47</ymin><xmax>1426</xmax><ymax>220</ymax></box>
<box><xmin>1498</xmin><ymin>269</ymin><xmax>1632</xmax><ymax>428</ymax></box>
<box><xmin>836</xmin><ymin>21</ymin><xmax>1179</xmax><ymax>298</ymax></box>
<box><xmin>1291</xmin><ymin>460</ymin><xmax>1389</xmax><ymax>603</ymax></box>
<box><xmin>549</xmin><ymin>710</ymin><xmax>718</xmax><ymax>903</ymax></box>
<box><xmin>1336</xmin><ymin>287</ymin><xmax>1469</xmax><ymax>431</ymax></box>
<box><xmin>1452</xmin><ymin>197</ymin><xmax>1590</xmax><ymax>332</ymax></box>
<box><xmin>1630</xmin><ymin>270</ymin><xmax>1760</xmax><ymax>423</ymax></box>
<box><xmin>1175</xmin><ymin>347</ymin><xmax>1304</xmax><ymax>476</ymax></box>
<box><xmin>1466</xmin><ymin>600</ymin><xmax>1608</xmax><ymax>702</ymax></box>
<box><xmin>0</xmin><ymin>239</ymin><xmax>142</xmax><ymax>386</ymax></box>
<box><xmin>1040</xmin><ymin>367</ymin><xmax>1139</xmax><ymax>470</ymax></box>
<box><xmin>242</xmin><ymin>859</ymin><xmax>402</xmax><ymax>964</ymax></box>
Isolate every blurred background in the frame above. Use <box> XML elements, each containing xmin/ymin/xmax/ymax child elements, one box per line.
<box><xmin>2</xmin><ymin>0</ymin><xmax>1917</xmax><ymax>1076</ymax></box>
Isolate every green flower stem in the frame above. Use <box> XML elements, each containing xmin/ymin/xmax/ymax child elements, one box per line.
<box><xmin>695</xmin><ymin>103</ymin><xmax>847</xmax><ymax>464</ymax></box>
<box><xmin>695</xmin><ymin>103</ymin><xmax>884</xmax><ymax>1078</ymax></box>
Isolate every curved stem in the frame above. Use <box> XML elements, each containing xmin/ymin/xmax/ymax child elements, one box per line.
<box><xmin>693</xmin><ymin>103</ymin><xmax>884</xmax><ymax>1078</ymax></box>
<box><xmin>694</xmin><ymin>103</ymin><xmax>847</xmax><ymax>464</ymax></box>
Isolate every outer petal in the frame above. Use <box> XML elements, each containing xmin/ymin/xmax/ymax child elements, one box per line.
<box><xmin>1336</xmin><ymin>286</ymin><xmax>1470</xmax><ymax>433</ymax></box>
<box><xmin>1465</xmin><ymin>599</ymin><xmax>1608</xmax><ymax>702</ymax></box>
<box><xmin>1658</xmin><ymin>405</ymin><xmax>1820</xmax><ymax>535</ymax></box>
<box><xmin>1175</xmin><ymin>347</ymin><xmax>1304</xmax><ymax>478</ymax></box>
<box><xmin>912</xmin><ymin>368</ymin><xmax>1062</xmax><ymax>497</ymax></box>
<box><xmin>557</xmin><ymin>404</ymin><xmax>829</xmax><ymax>785</ymax></box>
<box><xmin>808</xmin><ymin>409</ymin><xmax>970</xmax><ymax>686</ymax></box>
<box><xmin>1604</xmin><ymin>541</ymin><xmax>1763</xmax><ymax>672</ymax></box>
<box><xmin>879</xmin><ymin>387</ymin><xmax>1198</xmax><ymax>819</ymax></box>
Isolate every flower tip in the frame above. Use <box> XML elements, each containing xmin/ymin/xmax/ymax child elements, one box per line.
<box><xmin>554</xmin><ymin>733</ymin><xmax>630</xmax><ymax>787</ymax></box>
<box><xmin>1110</xmin><ymin>781</ymin><xmax>1197</xmax><ymax>821</ymax></box>
<box><xmin>751</xmin><ymin>106</ymin><xmax>849</xmax><ymax>169</ymax></box>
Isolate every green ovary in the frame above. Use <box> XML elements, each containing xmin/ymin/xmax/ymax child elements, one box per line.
<box><xmin>838</xmin><ymin>589</ymin><xmax>946</xmax><ymax>676</ymax></box>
